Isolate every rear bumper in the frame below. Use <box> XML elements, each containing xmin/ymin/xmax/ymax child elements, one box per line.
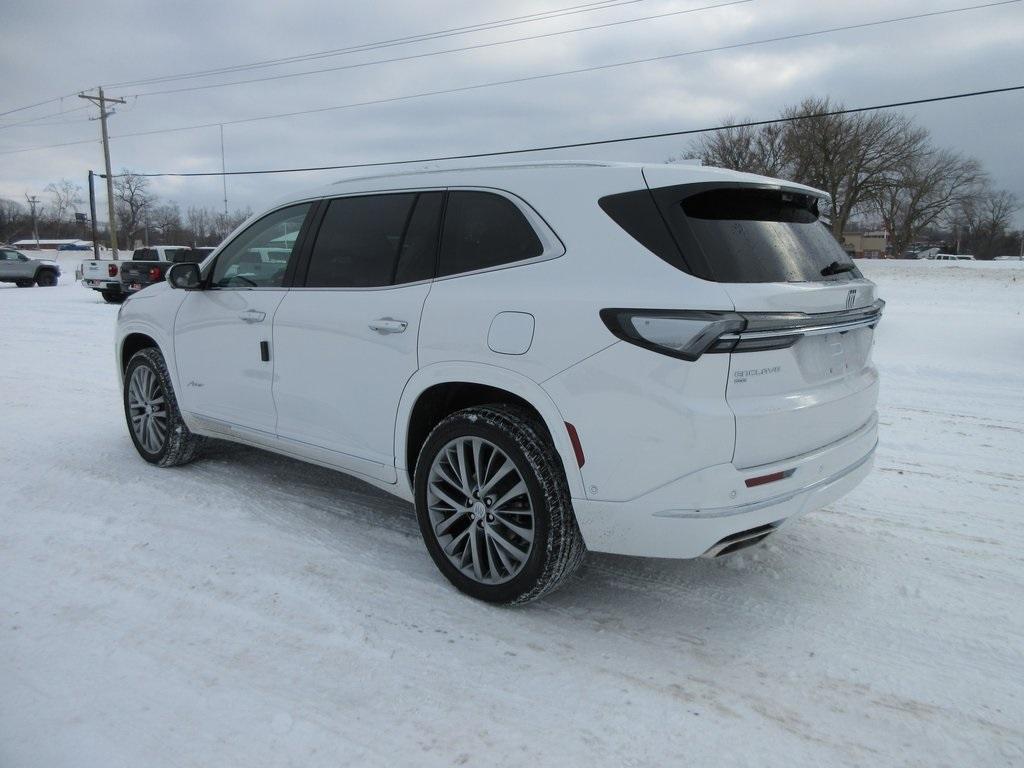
<box><xmin>571</xmin><ymin>415</ymin><xmax>877</xmax><ymax>558</ymax></box>
<box><xmin>82</xmin><ymin>279</ymin><xmax>121</xmax><ymax>292</ymax></box>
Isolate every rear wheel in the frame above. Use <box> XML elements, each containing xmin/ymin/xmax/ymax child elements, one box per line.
<box><xmin>414</xmin><ymin>404</ymin><xmax>586</xmax><ymax>604</ymax></box>
<box><xmin>123</xmin><ymin>348</ymin><xmax>202</xmax><ymax>467</ymax></box>
<box><xmin>101</xmin><ymin>290</ymin><xmax>125</xmax><ymax>304</ymax></box>
<box><xmin>35</xmin><ymin>270</ymin><xmax>58</xmax><ymax>287</ymax></box>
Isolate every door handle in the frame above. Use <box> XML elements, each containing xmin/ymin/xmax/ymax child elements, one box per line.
<box><xmin>239</xmin><ymin>309</ymin><xmax>266</xmax><ymax>324</ymax></box>
<box><xmin>368</xmin><ymin>317</ymin><xmax>408</xmax><ymax>334</ymax></box>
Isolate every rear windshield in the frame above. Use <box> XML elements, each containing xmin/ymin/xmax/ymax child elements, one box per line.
<box><xmin>132</xmin><ymin>248</ymin><xmax>157</xmax><ymax>261</ymax></box>
<box><xmin>600</xmin><ymin>184</ymin><xmax>862</xmax><ymax>283</ymax></box>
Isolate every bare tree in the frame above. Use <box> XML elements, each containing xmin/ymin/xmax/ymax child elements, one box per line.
<box><xmin>114</xmin><ymin>170</ymin><xmax>155</xmax><ymax>249</ymax></box>
<box><xmin>148</xmin><ymin>202</ymin><xmax>184</xmax><ymax>244</ymax></box>
<box><xmin>782</xmin><ymin>97</ymin><xmax>928</xmax><ymax>239</ymax></box>
<box><xmin>0</xmin><ymin>198</ymin><xmax>28</xmax><ymax>242</ymax></box>
<box><xmin>875</xmin><ymin>148</ymin><xmax>984</xmax><ymax>259</ymax></box>
<box><xmin>685</xmin><ymin>119</ymin><xmax>788</xmax><ymax>178</ymax></box>
<box><xmin>44</xmin><ymin>179</ymin><xmax>84</xmax><ymax>238</ymax></box>
<box><xmin>952</xmin><ymin>188</ymin><xmax>1020</xmax><ymax>259</ymax></box>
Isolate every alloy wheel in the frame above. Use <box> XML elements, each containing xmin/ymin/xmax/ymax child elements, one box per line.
<box><xmin>127</xmin><ymin>364</ymin><xmax>168</xmax><ymax>455</ymax></box>
<box><xmin>426</xmin><ymin>437</ymin><xmax>535</xmax><ymax>585</ymax></box>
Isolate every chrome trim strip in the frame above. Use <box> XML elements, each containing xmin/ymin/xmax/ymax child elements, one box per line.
<box><xmin>653</xmin><ymin>443</ymin><xmax>876</xmax><ymax>520</ymax></box>
<box><xmin>721</xmin><ymin>314</ymin><xmax>880</xmax><ymax>340</ymax></box>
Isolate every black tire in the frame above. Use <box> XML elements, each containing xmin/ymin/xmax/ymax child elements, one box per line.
<box><xmin>101</xmin><ymin>290</ymin><xmax>125</xmax><ymax>304</ymax></box>
<box><xmin>35</xmin><ymin>270</ymin><xmax>58</xmax><ymax>287</ymax></box>
<box><xmin>123</xmin><ymin>347</ymin><xmax>203</xmax><ymax>467</ymax></box>
<box><xmin>414</xmin><ymin>404</ymin><xmax>586</xmax><ymax>604</ymax></box>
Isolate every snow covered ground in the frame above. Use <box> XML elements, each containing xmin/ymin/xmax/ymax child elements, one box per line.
<box><xmin>1</xmin><ymin>260</ymin><xmax>1022</xmax><ymax>767</ymax></box>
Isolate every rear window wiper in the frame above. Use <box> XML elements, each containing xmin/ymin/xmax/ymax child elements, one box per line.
<box><xmin>821</xmin><ymin>260</ymin><xmax>856</xmax><ymax>276</ymax></box>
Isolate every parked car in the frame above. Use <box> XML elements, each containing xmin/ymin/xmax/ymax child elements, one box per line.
<box><xmin>926</xmin><ymin>253</ymin><xmax>975</xmax><ymax>261</ymax></box>
<box><xmin>118</xmin><ymin>246</ymin><xmax>197</xmax><ymax>296</ymax></box>
<box><xmin>993</xmin><ymin>255</ymin><xmax>1022</xmax><ymax>261</ymax></box>
<box><xmin>57</xmin><ymin>242</ymin><xmax>94</xmax><ymax>251</ymax></box>
<box><xmin>115</xmin><ymin>162</ymin><xmax>882</xmax><ymax>604</ymax></box>
<box><xmin>0</xmin><ymin>245</ymin><xmax>60</xmax><ymax>287</ymax></box>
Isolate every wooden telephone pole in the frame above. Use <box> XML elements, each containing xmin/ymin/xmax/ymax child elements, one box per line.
<box><xmin>79</xmin><ymin>87</ymin><xmax>126</xmax><ymax>259</ymax></box>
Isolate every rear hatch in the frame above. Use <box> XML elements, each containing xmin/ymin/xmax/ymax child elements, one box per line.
<box><xmin>641</xmin><ymin>168</ymin><xmax>881</xmax><ymax>468</ymax></box>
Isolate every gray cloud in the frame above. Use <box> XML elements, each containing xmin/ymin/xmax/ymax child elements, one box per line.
<box><xmin>2</xmin><ymin>0</ymin><xmax>1022</xmax><ymax>225</ymax></box>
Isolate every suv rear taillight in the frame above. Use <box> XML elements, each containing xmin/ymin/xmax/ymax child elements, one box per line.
<box><xmin>149</xmin><ymin>266</ymin><xmax>163</xmax><ymax>281</ymax></box>
<box><xmin>601</xmin><ymin>300</ymin><xmax>884</xmax><ymax>361</ymax></box>
<box><xmin>108</xmin><ymin>263</ymin><xmax>118</xmax><ymax>277</ymax></box>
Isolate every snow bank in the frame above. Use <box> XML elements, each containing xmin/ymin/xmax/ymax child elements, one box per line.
<box><xmin>0</xmin><ymin>262</ymin><xmax>1021</xmax><ymax>766</ymax></box>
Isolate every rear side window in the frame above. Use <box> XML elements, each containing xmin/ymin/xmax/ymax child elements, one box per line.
<box><xmin>437</xmin><ymin>191</ymin><xmax>543</xmax><ymax>278</ymax></box>
<box><xmin>601</xmin><ymin>184</ymin><xmax>861</xmax><ymax>283</ymax></box>
<box><xmin>304</xmin><ymin>192</ymin><xmax>442</xmax><ymax>288</ymax></box>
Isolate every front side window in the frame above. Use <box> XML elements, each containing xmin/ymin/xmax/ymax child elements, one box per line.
<box><xmin>210</xmin><ymin>203</ymin><xmax>310</xmax><ymax>288</ymax></box>
<box><xmin>437</xmin><ymin>191</ymin><xmax>543</xmax><ymax>278</ymax></box>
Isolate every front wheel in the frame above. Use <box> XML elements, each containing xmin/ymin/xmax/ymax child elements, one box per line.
<box><xmin>123</xmin><ymin>348</ymin><xmax>203</xmax><ymax>467</ymax></box>
<box><xmin>35</xmin><ymin>270</ymin><xmax>58</xmax><ymax>287</ymax></box>
<box><xmin>414</xmin><ymin>404</ymin><xmax>586</xmax><ymax>604</ymax></box>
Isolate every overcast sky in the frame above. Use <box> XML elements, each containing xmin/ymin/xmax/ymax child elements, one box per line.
<box><xmin>2</xmin><ymin>0</ymin><xmax>1022</xmax><ymax>227</ymax></box>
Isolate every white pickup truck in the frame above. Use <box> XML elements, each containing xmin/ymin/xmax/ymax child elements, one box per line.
<box><xmin>78</xmin><ymin>246</ymin><xmax>204</xmax><ymax>303</ymax></box>
<box><xmin>78</xmin><ymin>256</ymin><xmax>127</xmax><ymax>303</ymax></box>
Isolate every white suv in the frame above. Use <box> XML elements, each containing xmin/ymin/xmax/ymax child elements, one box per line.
<box><xmin>115</xmin><ymin>162</ymin><xmax>882</xmax><ymax>603</ymax></box>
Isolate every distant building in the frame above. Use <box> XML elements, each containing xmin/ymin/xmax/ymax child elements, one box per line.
<box><xmin>842</xmin><ymin>231</ymin><xmax>888</xmax><ymax>259</ymax></box>
<box><xmin>11</xmin><ymin>239</ymin><xmax>92</xmax><ymax>250</ymax></box>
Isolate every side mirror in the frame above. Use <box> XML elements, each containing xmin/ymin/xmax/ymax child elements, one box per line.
<box><xmin>167</xmin><ymin>262</ymin><xmax>202</xmax><ymax>289</ymax></box>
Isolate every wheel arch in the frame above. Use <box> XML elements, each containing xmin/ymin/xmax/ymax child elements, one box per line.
<box><xmin>120</xmin><ymin>332</ymin><xmax>161</xmax><ymax>374</ymax></box>
<box><xmin>396</xmin><ymin>363</ymin><xmax>585</xmax><ymax>500</ymax></box>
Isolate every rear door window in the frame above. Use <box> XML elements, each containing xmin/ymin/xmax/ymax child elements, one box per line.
<box><xmin>437</xmin><ymin>191</ymin><xmax>543</xmax><ymax>278</ymax></box>
<box><xmin>303</xmin><ymin>192</ymin><xmax>442</xmax><ymax>288</ymax></box>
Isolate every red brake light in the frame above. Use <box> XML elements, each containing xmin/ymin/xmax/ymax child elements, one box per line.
<box><xmin>108</xmin><ymin>263</ymin><xmax>118</xmax><ymax>277</ymax></box>
<box><xmin>149</xmin><ymin>266</ymin><xmax>162</xmax><ymax>281</ymax></box>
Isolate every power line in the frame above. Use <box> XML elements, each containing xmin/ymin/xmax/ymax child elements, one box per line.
<box><xmin>102</xmin><ymin>85</ymin><xmax>1024</xmax><ymax>178</ymax></box>
<box><xmin>0</xmin><ymin>1</ymin><xmax>1016</xmax><ymax>157</ymax></box>
<box><xmin>127</xmin><ymin>0</ymin><xmax>751</xmax><ymax>99</ymax></box>
<box><xmin>0</xmin><ymin>105</ymin><xmax>92</xmax><ymax>130</ymax></box>
<box><xmin>0</xmin><ymin>0</ymin><xmax>653</xmax><ymax>123</ymax></box>
<box><xmin>108</xmin><ymin>0</ymin><xmax>656</xmax><ymax>89</ymax></box>
<box><xmin>0</xmin><ymin>93</ymin><xmax>79</xmax><ymax>119</ymax></box>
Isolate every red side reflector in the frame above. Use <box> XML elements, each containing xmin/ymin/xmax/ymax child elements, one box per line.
<box><xmin>564</xmin><ymin>422</ymin><xmax>585</xmax><ymax>468</ymax></box>
<box><xmin>744</xmin><ymin>469</ymin><xmax>794</xmax><ymax>488</ymax></box>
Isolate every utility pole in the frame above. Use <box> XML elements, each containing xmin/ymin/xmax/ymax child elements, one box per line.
<box><xmin>87</xmin><ymin>171</ymin><xmax>99</xmax><ymax>260</ymax></box>
<box><xmin>25</xmin><ymin>194</ymin><xmax>40</xmax><ymax>249</ymax></box>
<box><xmin>79</xmin><ymin>87</ymin><xmax>126</xmax><ymax>259</ymax></box>
<box><xmin>219</xmin><ymin>124</ymin><xmax>228</xmax><ymax>215</ymax></box>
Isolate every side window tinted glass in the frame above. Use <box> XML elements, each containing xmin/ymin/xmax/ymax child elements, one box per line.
<box><xmin>395</xmin><ymin>192</ymin><xmax>443</xmax><ymax>285</ymax></box>
<box><xmin>438</xmin><ymin>191</ymin><xmax>543</xmax><ymax>277</ymax></box>
<box><xmin>211</xmin><ymin>204</ymin><xmax>310</xmax><ymax>288</ymax></box>
<box><xmin>305</xmin><ymin>194</ymin><xmax>417</xmax><ymax>288</ymax></box>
